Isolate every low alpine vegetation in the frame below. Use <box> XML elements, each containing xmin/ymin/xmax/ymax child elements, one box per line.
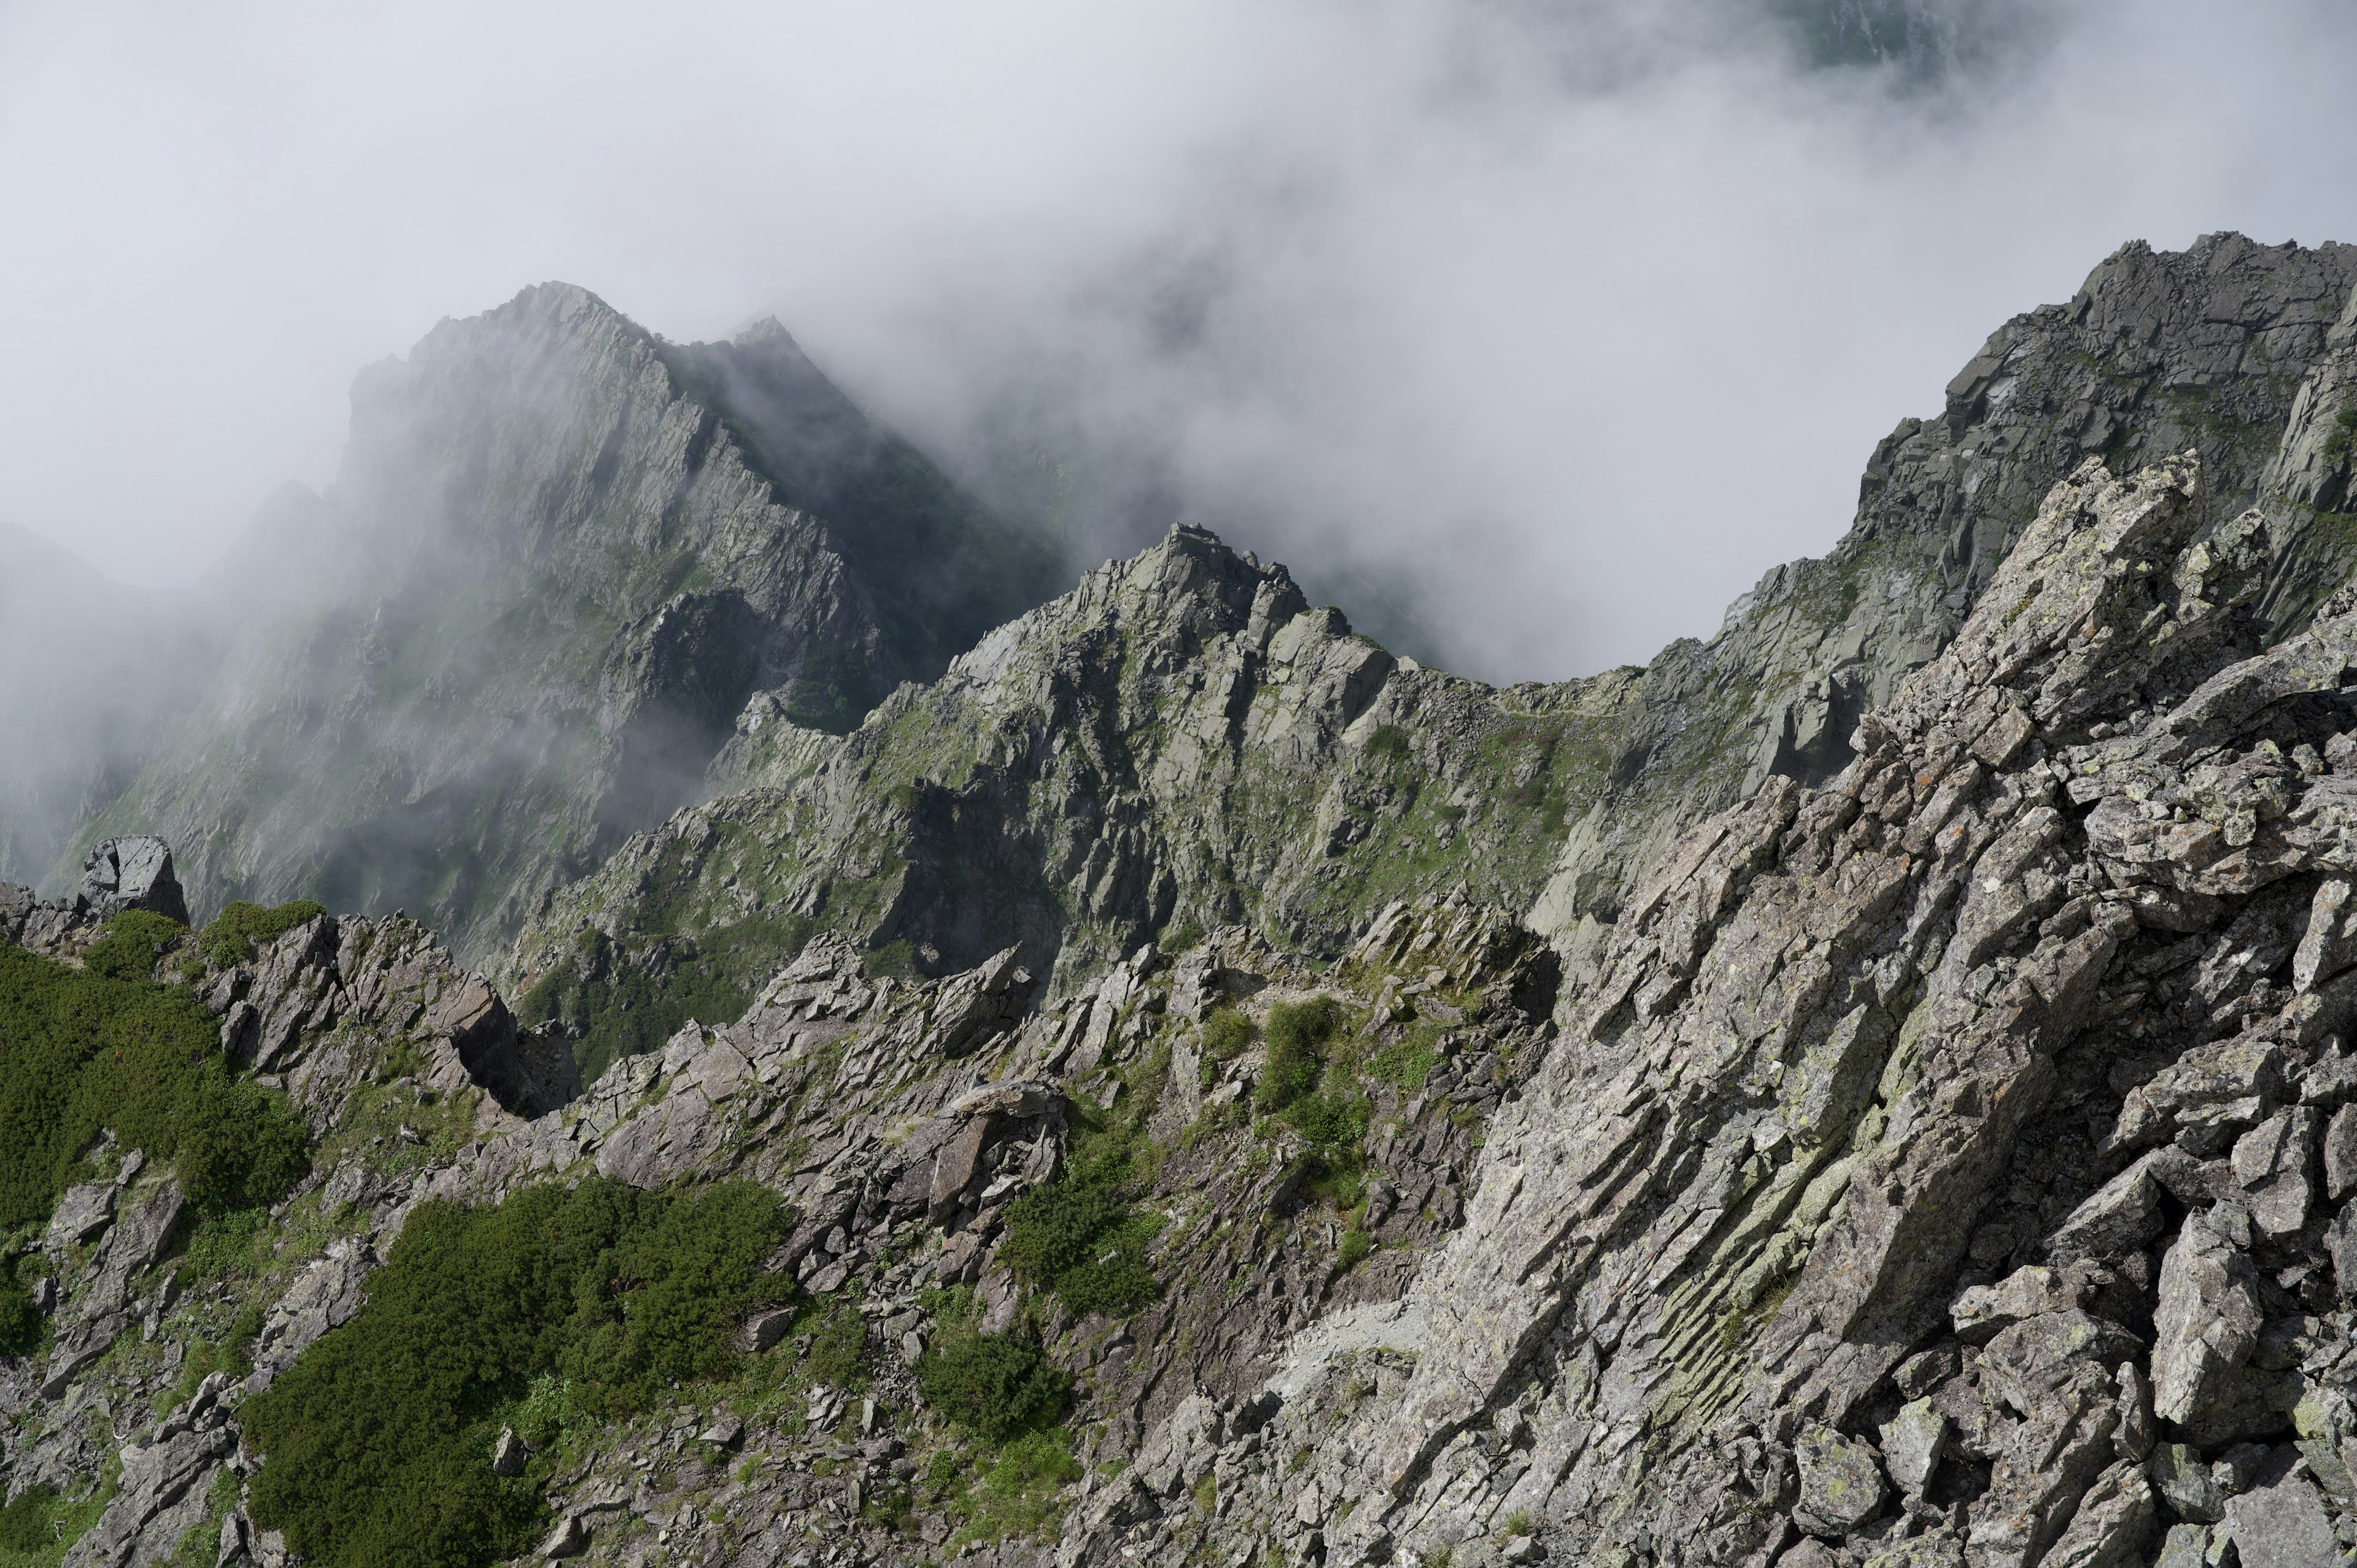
<box><xmin>0</xmin><ymin>920</ymin><xmax>309</xmax><ymax>1228</ymax></box>
<box><xmin>241</xmin><ymin>1176</ymin><xmax>792</xmax><ymax>1568</ymax></box>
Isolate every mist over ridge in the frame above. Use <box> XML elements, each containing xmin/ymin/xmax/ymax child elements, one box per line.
<box><xmin>7</xmin><ymin>0</ymin><xmax>2357</xmax><ymax>686</ymax></box>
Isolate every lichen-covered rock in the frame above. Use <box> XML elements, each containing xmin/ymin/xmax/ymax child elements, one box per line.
<box><xmin>1792</xmin><ymin>1426</ymin><xmax>1887</xmax><ymax>1536</ymax></box>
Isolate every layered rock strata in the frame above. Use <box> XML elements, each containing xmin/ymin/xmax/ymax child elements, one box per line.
<box><xmin>1106</xmin><ymin>457</ymin><xmax>2357</xmax><ymax>1568</ymax></box>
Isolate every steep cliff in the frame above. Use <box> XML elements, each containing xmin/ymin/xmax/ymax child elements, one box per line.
<box><xmin>62</xmin><ymin>285</ymin><xmax>1061</xmax><ymax>962</ymax></box>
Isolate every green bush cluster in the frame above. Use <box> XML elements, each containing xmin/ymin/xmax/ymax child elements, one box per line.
<box><xmin>241</xmin><ymin>1176</ymin><xmax>791</xmax><ymax>1568</ymax></box>
<box><xmin>194</xmin><ymin>900</ymin><xmax>327</xmax><ymax>970</ymax></box>
<box><xmin>1201</xmin><ymin>1008</ymin><xmax>1255</xmax><ymax>1060</ymax></box>
<box><xmin>1256</xmin><ymin>997</ymin><xmax>1343</xmax><ymax>1113</ymax></box>
<box><xmin>82</xmin><ymin>910</ymin><xmax>188</xmax><ymax>984</ymax></box>
<box><xmin>0</xmin><ymin>935</ymin><xmax>310</xmax><ymax>1228</ymax></box>
<box><xmin>999</xmin><ymin>1178</ymin><xmax>1158</xmax><ymax>1318</ymax></box>
<box><xmin>998</xmin><ymin>1092</ymin><xmax>1164</xmax><ymax>1319</ymax></box>
<box><xmin>0</xmin><ymin>1486</ymin><xmax>60</xmax><ymax>1557</ymax></box>
<box><xmin>913</xmin><ymin>1292</ymin><xmax>1070</xmax><ymax>1443</ymax></box>
<box><xmin>805</xmin><ymin>1300</ymin><xmax>871</xmax><ymax>1388</ymax></box>
<box><xmin>0</xmin><ymin>1264</ymin><xmax>39</xmax><ymax>1357</ymax></box>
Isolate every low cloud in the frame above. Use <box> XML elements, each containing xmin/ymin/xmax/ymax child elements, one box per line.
<box><xmin>4</xmin><ymin>0</ymin><xmax>2356</xmax><ymax>680</ymax></box>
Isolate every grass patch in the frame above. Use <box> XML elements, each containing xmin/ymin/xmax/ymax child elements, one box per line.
<box><xmin>241</xmin><ymin>1176</ymin><xmax>791</xmax><ymax>1568</ymax></box>
<box><xmin>1366</xmin><ymin>725</ymin><xmax>1412</xmax><ymax>762</ymax></box>
<box><xmin>195</xmin><ymin>900</ymin><xmax>327</xmax><ymax>970</ymax></box>
<box><xmin>0</xmin><ymin>1482</ymin><xmax>108</xmax><ymax>1568</ymax></box>
<box><xmin>172</xmin><ymin>1303</ymin><xmax>263</xmax><ymax>1406</ymax></box>
<box><xmin>1366</xmin><ymin>1024</ymin><xmax>1443</xmax><ymax>1092</ymax></box>
<box><xmin>514</xmin><ymin>919</ymin><xmax>810</xmax><ymax>1087</ymax></box>
<box><xmin>174</xmin><ymin>1206</ymin><xmax>271</xmax><ymax>1288</ymax></box>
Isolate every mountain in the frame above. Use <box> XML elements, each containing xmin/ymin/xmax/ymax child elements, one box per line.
<box><xmin>12</xmin><ymin>234</ymin><xmax>2357</xmax><ymax>1568</ymax></box>
<box><xmin>15</xmin><ymin>449</ymin><xmax>2357</xmax><ymax>1568</ymax></box>
<box><xmin>60</xmin><ymin>285</ymin><xmax>1064</xmax><ymax>961</ymax></box>
<box><xmin>503</xmin><ymin>233</ymin><xmax>2357</xmax><ymax>1070</ymax></box>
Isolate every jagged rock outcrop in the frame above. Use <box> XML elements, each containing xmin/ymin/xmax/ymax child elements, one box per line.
<box><xmin>58</xmin><ymin>284</ymin><xmax>1060</xmax><ymax>960</ymax></box>
<box><xmin>511</xmin><ymin>235</ymin><xmax>2357</xmax><ymax>1063</ymax></box>
<box><xmin>1062</xmin><ymin>454</ymin><xmax>2357</xmax><ymax>1568</ymax></box>
<box><xmin>2</xmin><ymin>836</ymin><xmax>188</xmax><ymax>948</ymax></box>
<box><xmin>508</xmin><ymin>523</ymin><xmax>1619</xmax><ymax>1032</ymax></box>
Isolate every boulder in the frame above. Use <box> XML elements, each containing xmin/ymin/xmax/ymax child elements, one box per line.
<box><xmin>2039</xmin><ymin>1462</ymin><xmax>2155</xmax><ymax>1568</ymax></box>
<box><xmin>2151</xmin><ymin>1215</ymin><xmax>2266</xmax><ymax>1444</ymax></box>
<box><xmin>1878</xmin><ymin>1398</ymin><xmax>1948</xmax><ymax>1496</ymax></box>
<box><xmin>43</xmin><ymin>1183</ymin><xmax>115</xmax><ymax>1249</ymax></box>
<box><xmin>540</xmin><ymin>1514</ymin><xmax>589</xmax><ymax>1559</ymax></box>
<box><xmin>77</xmin><ymin>836</ymin><xmax>188</xmax><ymax>924</ymax></box>
<box><xmin>2230</xmin><ymin>1109</ymin><xmax>2317</xmax><ymax>1237</ymax></box>
<box><xmin>2326</xmin><ymin>1103</ymin><xmax>2357</xmax><ymax>1203</ymax></box>
<box><xmin>2222</xmin><ymin>1456</ymin><xmax>2334</xmax><ymax>1568</ymax></box>
<box><xmin>2145</xmin><ymin>1443</ymin><xmax>2225</xmax><ymax>1523</ymax></box>
<box><xmin>1792</xmin><ymin>1426</ymin><xmax>1886</xmax><ymax>1537</ymax></box>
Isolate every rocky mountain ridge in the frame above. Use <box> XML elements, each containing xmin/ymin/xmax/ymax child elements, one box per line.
<box><xmin>497</xmin><ymin>234</ymin><xmax>2357</xmax><ymax>1068</ymax></box>
<box><xmin>48</xmin><ymin>284</ymin><xmax>1062</xmax><ymax>963</ymax></box>
<box><xmin>20</xmin><ymin>450</ymin><xmax>2357</xmax><ymax>1568</ymax></box>
<box><xmin>15</xmin><ymin>233</ymin><xmax>2357</xmax><ymax>1568</ymax></box>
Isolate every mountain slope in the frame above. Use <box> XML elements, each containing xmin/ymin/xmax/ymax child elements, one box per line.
<box><xmin>64</xmin><ymin>285</ymin><xmax>1063</xmax><ymax>960</ymax></box>
<box><xmin>506</xmin><ymin>233</ymin><xmax>2357</xmax><ymax>1064</ymax></box>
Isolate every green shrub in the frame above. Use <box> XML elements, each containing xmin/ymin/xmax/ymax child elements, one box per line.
<box><xmin>1201</xmin><ymin>1008</ymin><xmax>1255</xmax><ymax>1059</ymax></box>
<box><xmin>0</xmin><ymin>943</ymin><xmax>308</xmax><ymax>1229</ymax></box>
<box><xmin>176</xmin><ymin>1207</ymin><xmax>269</xmax><ymax>1286</ymax></box>
<box><xmin>1366</xmin><ymin>725</ymin><xmax>1412</xmax><ymax>762</ymax></box>
<box><xmin>196</xmin><ymin>900</ymin><xmax>327</xmax><ymax>969</ymax></box>
<box><xmin>1000</xmin><ymin>1180</ymin><xmax>1158</xmax><ymax>1318</ymax></box>
<box><xmin>82</xmin><ymin>910</ymin><xmax>187</xmax><ymax>984</ymax></box>
<box><xmin>1161</xmin><ymin>917</ymin><xmax>1206</xmax><ymax>954</ymax></box>
<box><xmin>0</xmin><ymin>1486</ymin><xmax>60</xmax><ymax>1554</ymax></box>
<box><xmin>0</xmin><ymin>1265</ymin><xmax>40</xmax><ymax>1358</ymax></box>
<box><xmin>241</xmin><ymin>1178</ymin><xmax>790</xmax><ymax>1568</ymax></box>
<box><xmin>1256</xmin><ymin>996</ymin><xmax>1344</xmax><ymax>1113</ymax></box>
<box><xmin>914</xmin><ymin>1326</ymin><xmax>1070</xmax><ymax>1442</ymax></box>
<box><xmin>806</xmin><ymin>1301</ymin><xmax>870</xmax><ymax>1389</ymax></box>
<box><xmin>1283</xmin><ymin>1093</ymin><xmax>1368</xmax><ymax>1148</ymax></box>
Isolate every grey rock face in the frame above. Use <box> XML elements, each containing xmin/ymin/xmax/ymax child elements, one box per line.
<box><xmin>77</xmin><ymin>835</ymin><xmax>187</xmax><ymax>924</ymax></box>
<box><xmin>1027</xmin><ymin>449</ymin><xmax>2357</xmax><ymax>1568</ymax></box>
<box><xmin>514</xmin><ymin>234</ymin><xmax>2357</xmax><ymax>1078</ymax></box>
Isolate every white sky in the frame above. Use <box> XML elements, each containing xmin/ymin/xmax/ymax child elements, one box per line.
<box><xmin>4</xmin><ymin>0</ymin><xmax>2356</xmax><ymax>679</ymax></box>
